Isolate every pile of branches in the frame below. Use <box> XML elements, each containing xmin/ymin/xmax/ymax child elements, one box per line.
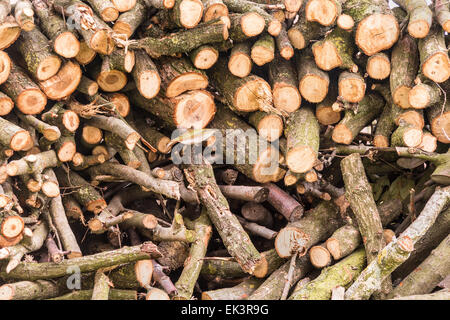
<box><xmin>0</xmin><ymin>0</ymin><xmax>448</xmax><ymax>300</ymax></box>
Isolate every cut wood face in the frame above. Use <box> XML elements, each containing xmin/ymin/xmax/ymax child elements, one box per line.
<box><xmin>367</xmin><ymin>55</ymin><xmax>390</xmax><ymax>80</ymax></box>
<box><xmin>0</xmin><ymin>96</ymin><xmax>14</xmax><ymax>116</ymax></box>
<box><xmin>166</xmin><ymin>73</ymin><xmax>208</xmax><ymax>98</ymax></box>
<box><xmin>396</xmin><ymin>110</ymin><xmax>424</xmax><ymax>129</ymax></box>
<box><xmin>54</xmin><ymin>32</ymin><xmax>80</xmax><ymax>58</ymax></box>
<box><xmin>286</xmin><ymin>145</ymin><xmax>317</xmax><ymax>173</ymax></box>
<box><xmin>432</xmin><ymin>112</ymin><xmax>450</xmax><ymax>143</ymax></box>
<box><xmin>0</xmin><ymin>51</ymin><xmax>11</xmax><ymax>84</ymax></box>
<box><xmin>408</xmin><ymin>19</ymin><xmax>430</xmax><ymax>39</ymax></box>
<box><xmin>253</xmin><ymin>146</ymin><xmax>285</xmax><ymax>183</ymax></box>
<box><xmin>75</xmin><ymin>42</ymin><xmax>97</xmax><ymax>65</ymax></box>
<box><xmin>17</xmin><ymin>89</ymin><xmax>47</xmax><ymax>115</ymax></box>
<box><xmin>90</xmin><ymin>30</ymin><xmax>115</xmax><ymax>55</ymax></box>
<box><xmin>393</xmin><ymin>85</ymin><xmax>412</xmax><ymax>109</ymax></box>
<box><xmin>403</xmin><ymin>127</ymin><xmax>423</xmax><ymax>147</ymax></box>
<box><xmin>204</xmin><ymin>3</ymin><xmax>229</xmax><ymax>22</ymax></box>
<box><xmin>275</xmin><ymin>227</ymin><xmax>308</xmax><ymax>258</ymax></box>
<box><xmin>273</xmin><ymin>85</ymin><xmax>301</xmax><ymax>113</ymax></box>
<box><xmin>58</xmin><ymin>141</ymin><xmax>76</xmax><ymax>162</ymax></box>
<box><xmin>408</xmin><ymin>85</ymin><xmax>431</xmax><ymax>109</ymax></box>
<box><xmin>40</xmin><ymin>62</ymin><xmax>82</xmax><ymax>100</ymax></box>
<box><xmin>0</xmin><ymin>22</ymin><xmax>20</xmax><ymax>50</ymax></box>
<box><xmin>137</xmin><ymin>70</ymin><xmax>160</xmax><ymax>99</ymax></box>
<box><xmin>422</xmin><ymin>53</ymin><xmax>450</xmax><ymax>83</ymax></box>
<box><xmin>316</xmin><ymin>105</ymin><xmax>341</xmax><ymax>125</ymax></box>
<box><xmin>146</xmin><ymin>288</ymin><xmax>170</xmax><ymax>300</ymax></box>
<box><xmin>338</xmin><ymin>78</ymin><xmax>366</xmax><ymax>103</ymax></box>
<box><xmin>1</xmin><ymin>216</ymin><xmax>24</xmax><ymax>239</ymax></box>
<box><xmin>175</xmin><ymin>90</ymin><xmax>216</xmax><ymax>129</ymax></box>
<box><xmin>235</xmin><ymin>79</ymin><xmax>272</xmax><ymax>112</ymax></box>
<box><xmin>332</xmin><ymin>124</ymin><xmax>353</xmax><ymax>145</ymax></box>
<box><xmin>305</xmin><ymin>0</ymin><xmax>339</xmax><ymax>26</ymax></box>
<box><xmin>179</xmin><ymin>0</ymin><xmax>204</xmax><ymax>28</ymax></box>
<box><xmin>241</xmin><ymin>12</ymin><xmax>265</xmax><ymax>37</ymax></box>
<box><xmin>288</xmin><ymin>29</ymin><xmax>305</xmax><ymax>50</ymax></box>
<box><xmin>194</xmin><ymin>48</ymin><xmax>218</xmax><ymax>70</ymax></box>
<box><xmin>300</xmin><ymin>75</ymin><xmax>329</xmax><ymax>103</ymax></box>
<box><xmin>112</xmin><ymin>0</ymin><xmax>137</xmax><ymax>12</ymax></box>
<box><xmin>251</xmin><ymin>46</ymin><xmax>274</xmax><ymax>66</ymax></box>
<box><xmin>337</xmin><ymin>14</ymin><xmax>354</xmax><ymax>31</ymax></box>
<box><xmin>62</xmin><ymin>110</ymin><xmax>80</xmax><ymax>133</ymax></box>
<box><xmin>98</xmin><ymin>70</ymin><xmax>127</xmax><ymax>92</ymax></box>
<box><xmin>312</xmin><ymin>41</ymin><xmax>342</xmax><ymax>71</ymax></box>
<box><xmin>355</xmin><ymin>14</ymin><xmax>399</xmax><ymax>56</ymax></box>
<box><xmin>228</xmin><ymin>53</ymin><xmax>252</xmax><ymax>78</ymax></box>
<box><xmin>418</xmin><ymin>133</ymin><xmax>437</xmax><ymax>153</ymax></box>
<box><xmin>36</xmin><ymin>55</ymin><xmax>61</xmax><ymax>81</ymax></box>
<box><xmin>257</xmin><ymin>114</ymin><xmax>283</xmax><ymax>142</ymax></box>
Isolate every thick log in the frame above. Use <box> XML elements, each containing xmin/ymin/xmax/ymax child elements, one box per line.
<box><xmin>296</xmin><ymin>51</ymin><xmax>329</xmax><ymax>103</ymax></box>
<box><xmin>285</xmin><ymin>106</ymin><xmax>320</xmax><ymax>173</ymax></box>
<box><xmin>343</xmin><ymin>0</ymin><xmax>399</xmax><ymax>56</ymax></box>
<box><xmin>251</xmin><ymin>33</ymin><xmax>275</xmax><ymax>66</ymax></box>
<box><xmin>184</xmin><ymin>161</ymin><xmax>267</xmax><ymax>277</ymax></box>
<box><xmin>305</xmin><ymin>0</ymin><xmax>342</xmax><ymax>26</ymax></box>
<box><xmin>269</xmin><ymin>53</ymin><xmax>300</xmax><ymax>113</ymax></box>
<box><xmin>0</xmin><ymin>17</ymin><xmax>20</xmax><ymax>50</ymax></box>
<box><xmin>0</xmin><ymin>117</ymin><xmax>32</xmax><ymax>151</ymax></box>
<box><xmin>332</xmin><ymin>93</ymin><xmax>384</xmax><ymax>145</ymax></box>
<box><xmin>393</xmin><ymin>0</ymin><xmax>432</xmax><ymax>38</ymax></box>
<box><xmin>338</xmin><ymin>71</ymin><xmax>365</xmax><ymax>103</ymax></box>
<box><xmin>275</xmin><ymin>201</ymin><xmax>342</xmax><ymax>258</ymax></box>
<box><xmin>189</xmin><ymin>44</ymin><xmax>219</xmax><ymax>70</ymax></box>
<box><xmin>418</xmin><ymin>25</ymin><xmax>450</xmax><ymax>83</ymax></box>
<box><xmin>248</xmin><ymin>111</ymin><xmax>283</xmax><ymax>142</ymax></box>
<box><xmin>38</xmin><ymin>61</ymin><xmax>82</xmax><ymax>101</ymax></box>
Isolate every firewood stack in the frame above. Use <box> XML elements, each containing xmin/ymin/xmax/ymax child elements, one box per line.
<box><xmin>0</xmin><ymin>0</ymin><xmax>448</xmax><ymax>300</ymax></box>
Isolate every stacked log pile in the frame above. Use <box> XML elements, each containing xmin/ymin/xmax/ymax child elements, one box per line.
<box><xmin>0</xmin><ymin>0</ymin><xmax>448</xmax><ymax>300</ymax></box>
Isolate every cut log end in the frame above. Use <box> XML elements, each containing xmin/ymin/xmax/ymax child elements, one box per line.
<box><xmin>273</xmin><ymin>85</ymin><xmax>301</xmax><ymax>113</ymax></box>
<box><xmin>252</xmin><ymin>146</ymin><xmax>285</xmax><ymax>183</ymax></box>
<box><xmin>101</xmin><ymin>7</ymin><xmax>119</xmax><ymax>22</ymax></box>
<box><xmin>228</xmin><ymin>53</ymin><xmax>252</xmax><ymax>78</ymax></box>
<box><xmin>300</xmin><ymin>75</ymin><xmax>329</xmax><ymax>103</ymax></box>
<box><xmin>252</xmin><ymin>256</ymin><xmax>268</xmax><ymax>278</ymax></box>
<box><xmin>355</xmin><ymin>14</ymin><xmax>399</xmax><ymax>56</ymax></box>
<box><xmin>1</xmin><ymin>216</ymin><xmax>24</xmax><ymax>239</ymax></box>
<box><xmin>312</xmin><ymin>40</ymin><xmax>341</xmax><ymax>71</ymax></box>
<box><xmin>373</xmin><ymin>135</ymin><xmax>389</xmax><ymax>148</ymax></box>
<box><xmin>305</xmin><ymin>0</ymin><xmax>339</xmax><ymax>26</ymax></box>
<box><xmin>235</xmin><ymin>78</ymin><xmax>272</xmax><ymax>112</ymax></box>
<box><xmin>268</xmin><ymin>20</ymin><xmax>282</xmax><ymax>37</ymax></box>
<box><xmin>90</xmin><ymin>30</ymin><xmax>115</xmax><ymax>55</ymax></box>
<box><xmin>58</xmin><ymin>140</ymin><xmax>77</xmax><ymax>162</ymax></box>
<box><xmin>316</xmin><ymin>105</ymin><xmax>341</xmax><ymax>125</ymax></box>
<box><xmin>325</xmin><ymin>238</ymin><xmax>341</xmax><ymax>260</ymax></box>
<box><xmin>192</xmin><ymin>48</ymin><xmax>218</xmax><ymax>70</ymax></box>
<box><xmin>257</xmin><ymin>114</ymin><xmax>283</xmax><ymax>142</ymax></box>
<box><xmin>204</xmin><ymin>3</ymin><xmax>229</xmax><ymax>22</ymax></box>
<box><xmin>310</xmin><ymin>245</ymin><xmax>332</xmax><ymax>268</ymax></box>
<box><xmin>17</xmin><ymin>89</ymin><xmax>47</xmax><ymax>115</ymax></box>
<box><xmin>288</xmin><ymin>28</ymin><xmax>305</xmax><ymax>50</ymax></box>
<box><xmin>112</xmin><ymin>0</ymin><xmax>137</xmax><ymax>12</ymax></box>
<box><xmin>0</xmin><ymin>50</ymin><xmax>11</xmax><ymax>84</ymax></box>
<box><xmin>431</xmin><ymin>112</ymin><xmax>450</xmax><ymax>144</ymax></box>
<box><xmin>83</xmin><ymin>126</ymin><xmax>103</xmax><ymax>145</ymax></box>
<box><xmin>174</xmin><ymin>90</ymin><xmax>216</xmax><ymax>129</ymax></box>
<box><xmin>332</xmin><ymin>124</ymin><xmax>353</xmax><ymax>145</ymax></box>
<box><xmin>136</xmin><ymin>70</ymin><xmax>160</xmax><ymax>99</ymax></box>
<box><xmin>40</xmin><ymin>61</ymin><xmax>82</xmax><ymax>100</ymax></box>
<box><xmin>110</xmin><ymin>93</ymin><xmax>130</xmax><ymax>117</ymax></box>
<box><xmin>286</xmin><ymin>145</ymin><xmax>317</xmax><ymax>174</ymax></box>
<box><xmin>275</xmin><ymin>227</ymin><xmax>309</xmax><ymax>258</ymax></box>
<box><xmin>62</xmin><ymin>111</ymin><xmax>80</xmax><ymax>133</ymax></box>
<box><xmin>393</xmin><ymin>86</ymin><xmax>412</xmax><ymax>109</ymax></box>
<box><xmin>408</xmin><ymin>84</ymin><xmax>433</xmax><ymax>109</ymax></box>
<box><xmin>338</xmin><ymin>77</ymin><xmax>366</xmax><ymax>103</ymax></box>
<box><xmin>113</xmin><ymin>21</ymin><xmax>133</xmax><ymax>39</ymax></box>
<box><xmin>179</xmin><ymin>0</ymin><xmax>204</xmax><ymax>29</ymax></box>
<box><xmin>87</xmin><ymin>199</ymin><xmax>107</xmax><ymax>214</ymax></box>
<box><xmin>241</xmin><ymin>12</ymin><xmax>265</xmax><ymax>37</ymax></box>
<box><xmin>0</xmin><ymin>95</ymin><xmax>13</xmax><ymax>116</ymax></box>
<box><xmin>41</xmin><ymin>181</ymin><xmax>60</xmax><ymax>198</ymax></box>
<box><xmin>135</xmin><ymin>260</ymin><xmax>154</xmax><ymax>287</ymax></box>
<box><xmin>400</xmin><ymin>127</ymin><xmax>423</xmax><ymax>147</ymax></box>
<box><xmin>408</xmin><ymin>20</ymin><xmax>430</xmax><ymax>39</ymax></box>
<box><xmin>97</xmin><ymin>70</ymin><xmax>127</xmax><ymax>93</ymax></box>
<box><xmin>75</xmin><ymin>42</ymin><xmax>97</xmax><ymax>65</ymax></box>
<box><xmin>367</xmin><ymin>55</ymin><xmax>391</xmax><ymax>80</ymax></box>
<box><xmin>422</xmin><ymin>52</ymin><xmax>450</xmax><ymax>83</ymax></box>
<box><xmin>251</xmin><ymin>46</ymin><xmax>274</xmax><ymax>67</ymax></box>
<box><xmin>146</xmin><ymin>288</ymin><xmax>170</xmax><ymax>300</ymax></box>
<box><xmin>10</xmin><ymin>130</ymin><xmax>32</xmax><ymax>151</ymax></box>
<box><xmin>36</xmin><ymin>55</ymin><xmax>61</xmax><ymax>81</ymax></box>
<box><xmin>337</xmin><ymin>14</ymin><xmax>354</xmax><ymax>31</ymax></box>
<box><xmin>166</xmin><ymin>73</ymin><xmax>208</xmax><ymax>98</ymax></box>
<box><xmin>0</xmin><ymin>21</ymin><xmax>20</xmax><ymax>50</ymax></box>
<box><xmin>0</xmin><ymin>284</ymin><xmax>14</xmax><ymax>300</ymax></box>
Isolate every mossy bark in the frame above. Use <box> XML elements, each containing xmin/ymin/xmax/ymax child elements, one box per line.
<box><xmin>288</xmin><ymin>8</ymin><xmax>331</xmax><ymax>50</ymax></box>
<box><xmin>289</xmin><ymin>249</ymin><xmax>366</xmax><ymax>300</ymax></box>
<box><xmin>184</xmin><ymin>161</ymin><xmax>266</xmax><ymax>276</ymax></box>
<box><xmin>418</xmin><ymin>25</ymin><xmax>450</xmax><ymax>83</ymax></box>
